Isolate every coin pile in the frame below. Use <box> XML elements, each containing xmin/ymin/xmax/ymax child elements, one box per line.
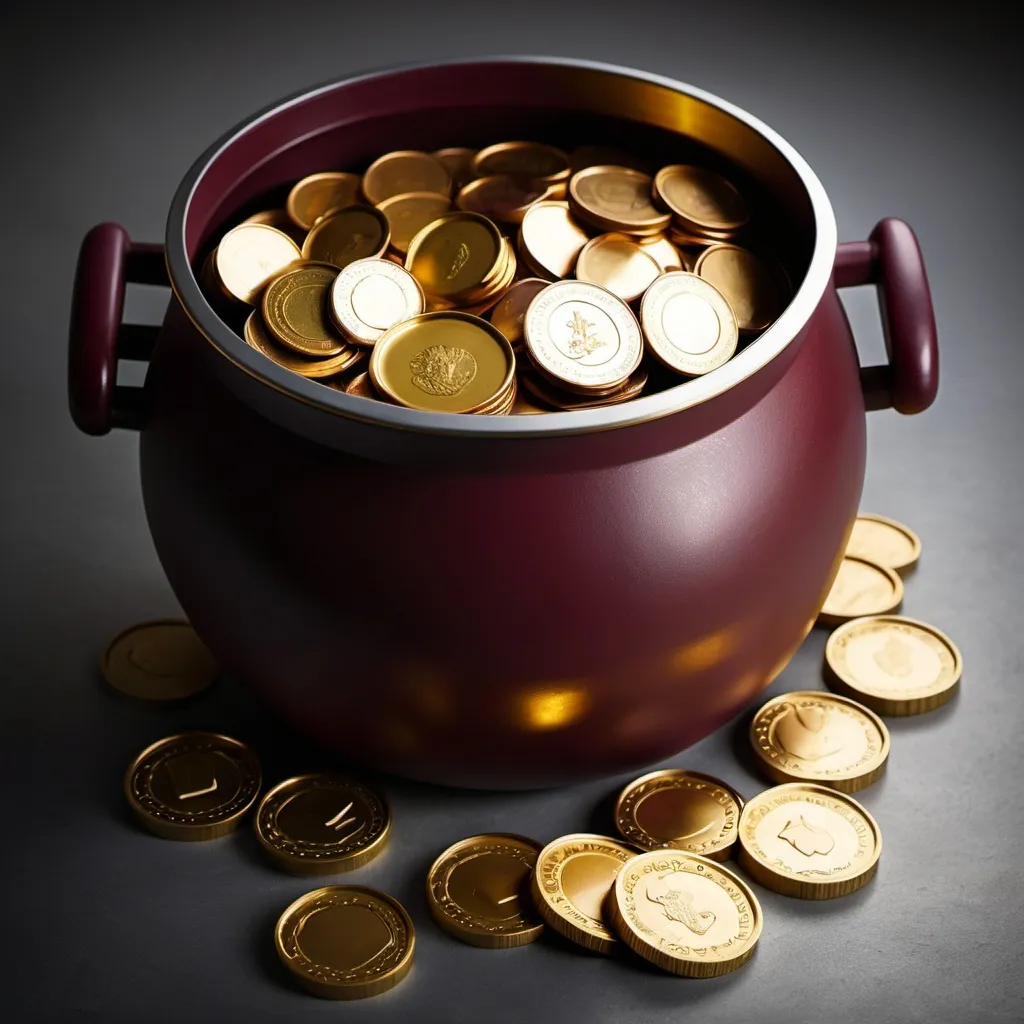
<box><xmin>198</xmin><ymin>141</ymin><xmax>789</xmax><ymax>415</ymax></box>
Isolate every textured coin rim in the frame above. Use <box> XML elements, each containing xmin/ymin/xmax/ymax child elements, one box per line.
<box><xmin>846</xmin><ymin>513</ymin><xmax>923</xmax><ymax>573</ymax></box>
<box><xmin>328</xmin><ymin>257</ymin><xmax>425</xmax><ymax>345</ymax></box>
<box><xmin>100</xmin><ymin>619</ymin><xmax>218</xmax><ymax>700</ymax></box>
<box><xmin>404</xmin><ymin>210</ymin><xmax>507</xmax><ymax>302</ymax></box>
<box><xmin>244</xmin><ymin>310</ymin><xmax>362</xmax><ymax>378</ymax></box>
<box><xmin>568</xmin><ymin>164</ymin><xmax>671</xmax><ymax>235</ymax></box>
<box><xmin>818</xmin><ymin>555</ymin><xmax>905</xmax><ymax>626</ymax></box>
<box><xmin>261</xmin><ymin>262</ymin><xmax>347</xmax><ymax>356</ymax></box>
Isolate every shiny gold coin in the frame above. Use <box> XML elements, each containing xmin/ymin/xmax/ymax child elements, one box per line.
<box><xmin>262</xmin><ymin>263</ymin><xmax>345</xmax><ymax>357</ymax></box>
<box><xmin>459</xmin><ymin>238</ymin><xmax>518</xmax><ymax>313</ymax></box>
<box><xmin>432</xmin><ymin>147</ymin><xmax>477</xmax><ymax>189</ymax></box>
<box><xmin>825</xmin><ymin>615</ymin><xmax>962</xmax><ymax>716</ymax></box>
<box><xmin>615</xmin><ymin>770</ymin><xmax>744</xmax><ymax>861</ymax></box>
<box><xmin>531</xmin><ymin>833</ymin><xmax>636</xmax><ymax>954</ymax></box>
<box><xmin>695</xmin><ymin>244</ymin><xmax>781</xmax><ymax>333</ymax></box>
<box><xmin>254</xmin><ymin>774</ymin><xmax>390</xmax><ymax>874</ymax></box>
<box><xmin>521</xmin><ymin>364</ymin><xmax>647</xmax><ymax>410</ymax></box>
<box><xmin>275</xmin><ymin>885</ymin><xmax>414</xmax><ymax>1000</ymax></box>
<box><xmin>427</xmin><ymin>834</ymin><xmax>545</xmax><ymax>948</ymax></box>
<box><xmin>301</xmin><ymin>204</ymin><xmax>390</xmax><ymax>270</ymax></box>
<box><xmin>362</xmin><ymin>150</ymin><xmax>451</xmax><ymax>206</ymax></box>
<box><xmin>342</xmin><ymin>371</ymin><xmax>379</xmax><ymax>399</ymax></box>
<box><xmin>640</xmin><ymin>271</ymin><xmax>739</xmax><ymax>376</ymax></box>
<box><xmin>489</xmin><ymin>278</ymin><xmax>549</xmax><ymax>347</ymax></box>
<box><xmin>286</xmin><ymin>172</ymin><xmax>363</xmax><ymax>231</ymax></box>
<box><xmin>101</xmin><ymin>620</ymin><xmax>218</xmax><ymax>700</ymax></box>
<box><xmin>517</xmin><ymin>200</ymin><xmax>590</xmax><ymax>280</ymax></box>
<box><xmin>568</xmin><ymin>165</ymin><xmax>670</xmax><ymax>237</ymax></box>
<box><xmin>244</xmin><ymin>310</ymin><xmax>361</xmax><ymax>379</ymax></box>
<box><xmin>370</xmin><ymin>311</ymin><xmax>515</xmax><ymax>414</ymax></box>
<box><xmin>524</xmin><ymin>280</ymin><xmax>643</xmax><ymax>394</ymax></box>
<box><xmin>737</xmin><ymin>783</ymin><xmax>882</xmax><ymax>899</ymax></box>
<box><xmin>845</xmin><ymin>514</ymin><xmax>922</xmax><ymax>574</ymax></box>
<box><xmin>329</xmin><ymin>257</ymin><xmax>424</xmax><ymax>346</ymax></box>
<box><xmin>819</xmin><ymin>555</ymin><xmax>904</xmax><ymax>626</ymax></box>
<box><xmin>750</xmin><ymin>690</ymin><xmax>890</xmax><ymax>793</ymax></box>
<box><xmin>639</xmin><ymin>234</ymin><xmax>686</xmax><ymax>272</ymax></box>
<box><xmin>376</xmin><ymin>191</ymin><xmax>452</xmax><ymax>256</ymax></box>
<box><xmin>653</xmin><ymin>165</ymin><xmax>748</xmax><ymax>235</ymax></box>
<box><xmin>611</xmin><ymin>851</ymin><xmax>762</xmax><ymax>978</ymax></box>
<box><xmin>214</xmin><ymin>223</ymin><xmax>302</xmax><ymax>305</ymax></box>
<box><xmin>405</xmin><ymin>211</ymin><xmax>506</xmax><ymax>304</ymax></box>
<box><xmin>242</xmin><ymin>208</ymin><xmax>306</xmax><ymax>244</ymax></box>
<box><xmin>125</xmin><ymin>732</ymin><xmax>261</xmax><ymax>841</ymax></box>
<box><xmin>575</xmin><ymin>234</ymin><xmax>662</xmax><ymax>303</ymax></box>
<box><xmin>456</xmin><ymin>174</ymin><xmax>553</xmax><ymax>224</ymax></box>
<box><xmin>472</xmin><ymin>141</ymin><xmax>570</xmax><ymax>186</ymax></box>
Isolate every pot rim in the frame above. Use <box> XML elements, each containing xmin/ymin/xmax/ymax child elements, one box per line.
<box><xmin>166</xmin><ymin>56</ymin><xmax>837</xmax><ymax>439</ymax></box>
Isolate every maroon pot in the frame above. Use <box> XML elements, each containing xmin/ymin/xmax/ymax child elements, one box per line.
<box><xmin>68</xmin><ymin>59</ymin><xmax>937</xmax><ymax>788</ymax></box>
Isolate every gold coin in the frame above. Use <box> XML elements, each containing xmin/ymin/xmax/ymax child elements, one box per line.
<box><xmin>517</xmin><ymin>200</ymin><xmax>590</xmax><ymax>280</ymax></box>
<box><xmin>568</xmin><ymin>165</ymin><xmax>670</xmax><ymax>237</ymax></box>
<box><xmin>694</xmin><ymin>244</ymin><xmax>781</xmax><ymax>332</ymax></box>
<box><xmin>825</xmin><ymin>615</ymin><xmax>962</xmax><ymax>716</ymax></box>
<box><xmin>376</xmin><ymin>191</ymin><xmax>452</xmax><ymax>256</ymax></box>
<box><xmin>100</xmin><ymin>620</ymin><xmax>218</xmax><ymax>700</ymax></box>
<box><xmin>242</xmin><ymin>208</ymin><xmax>306</xmax><ymax>244</ymax></box>
<box><xmin>611</xmin><ymin>850</ymin><xmax>762</xmax><ymax>978</ymax></box>
<box><xmin>405</xmin><ymin>211</ymin><xmax>505</xmax><ymax>304</ymax></box>
<box><xmin>370</xmin><ymin>311</ymin><xmax>515</xmax><ymax>414</ymax></box>
<box><xmin>653</xmin><ymin>165</ymin><xmax>748</xmax><ymax>235</ymax></box>
<box><xmin>328</xmin><ymin>257</ymin><xmax>424</xmax><ymax>346</ymax></box>
<box><xmin>614</xmin><ymin>770</ymin><xmax>744</xmax><ymax>861</ymax></box>
<box><xmin>342</xmin><ymin>371</ymin><xmax>379</xmax><ymax>399</ymax></box>
<box><xmin>261</xmin><ymin>263</ymin><xmax>345</xmax><ymax>357</ymax></box>
<box><xmin>640</xmin><ymin>271</ymin><xmax>738</xmax><ymax>376</ymax></box>
<box><xmin>521</xmin><ymin>364</ymin><xmax>647</xmax><ymax>410</ymax></box>
<box><xmin>254</xmin><ymin>774</ymin><xmax>390</xmax><ymax>874</ymax></box>
<box><xmin>819</xmin><ymin>555</ymin><xmax>904</xmax><ymax>626</ymax></box>
<box><xmin>214</xmin><ymin>223</ymin><xmax>302</xmax><ymax>304</ymax></box>
<box><xmin>575</xmin><ymin>234</ymin><xmax>662</xmax><ymax>303</ymax></box>
<box><xmin>489</xmin><ymin>278</ymin><xmax>549</xmax><ymax>347</ymax></box>
<box><xmin>523</xmin><ymin>280</ymin><xmax>643</xmax><ymax>394</ymax></box>
<box><xmin>472</xmin><ymin>141</ymin><xmax>570</xmax><ymax>185</ymax></box>
<box><xmin>432</xmin><ymin>147</ymin><xmax>477</xmax><ymax>189</ymax></box>
<box><xmin>456</xmin><ymin>174</ymin><xmax>553</xmax><ymax>224</ymax></box>
<box><xmin>244</xmin><ymin>310</ymin><xmax>360</xmax><ymax>379</ymax></box>
<box><xmin>427</xmin><ymin>834</ymin><xmax>545</xmax><ymax>948</ymax></box>
<box><xmin>301</xmin><ymin>205</ymin><xmax>390</xmax><ymax>269</ymax></box>
<box><xmin>362</xmin><ymin>150</ymin><xmax>451</xmax><ymax>206</ymax></box>
<box><xmin>275</xmin><ymin>885</ymin><xmax>414</xmax><ymax>1000</ymax></box>
<box><xmin>125</xmin><ymin>732</ymin><xmax>261</xmax><ymax>841</ymax></box>
<box><xmin>531</xmin><ymin>833</ymin><xmax>636</xmax><ymax>954</ymax></box>
<box><xmin>737</xmin><ymin>783</ymin><xmax>882</xmax><ymax>899</ymax></box>
<box><xmin>845</xmin><ymin>514</ymin><xmax>922</xmax><ymax>574</ymax></box>
<box><xmin>639</xmin><ymin>234</ymin><xmax>685</xmax><ymax>272</ymax></box>
<box><xmin>286</xmin><ymin>173</ymin><xmax>362</xmax><ymax>231</ymax></box>
<box><xmin>750</xmin><ymin>690</ymin><xmax>890</xmax><ymax>793</ymax></box>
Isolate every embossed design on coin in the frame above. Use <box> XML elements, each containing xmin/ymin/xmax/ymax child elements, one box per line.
<box><xmin>565</xmin><ymin>309</ymin><xmax>605</xmax><ymax>359</ymax></box>
<box><xmin>646</xmin><ymin>877</ymin><xmax>716</xmax><ymax>934</ymax></box>
<box><xmin>410</xmin><ymin>345</ymin><xmax>477</xmax><ymax>396</ymax></box>
<box><xmin>446</xmin><ymin>242</ymin><xmax>470</xmax><ymax>280</ymax></box>
<box><xmin>778</xmin><ymin>816</ymin><xmax>835</xmax><ymax>857</ymax></box>
<box><xmin>818</xmin><ymin>555</ymin><xmax>903</xmax><ymax>625</ymax></box>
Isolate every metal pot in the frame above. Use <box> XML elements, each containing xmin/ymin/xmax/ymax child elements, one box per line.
<box><xmin>68</xmin><ymin>58</ymin><xmax>938</xmax><ymax>788</ymax></box>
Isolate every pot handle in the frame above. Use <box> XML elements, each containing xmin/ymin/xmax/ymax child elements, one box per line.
<box><xmin>835</xmin><ymin>217</ymin><xmax>938</xmax><ymax>414</ymax></box>
<box><xmin>68</xmin><ymin>222</ymin><xmax>167</xmax><ymax>435</ymax></box>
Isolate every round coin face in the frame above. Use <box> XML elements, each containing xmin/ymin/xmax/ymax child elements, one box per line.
<box><xmin>488</xmin><ymin>278</ymin><xmax>549</xmax><ymax>347</ymax></box>
<box><xmin>737</xmin><ymin>783</ymin><xmax>882</xmax><ymax>899</ymax></box>
<box><xmin>329</xmin><ymin>257</ymin><xmax>424</xmax><ymax>345</ymax></box>
<box><xmin>244</xmin><ymin>310</ymin><xmax>360</xmax><ymax>379</ymax></box>
<box><xmin>456</xmin><ymin>174</ymin><xmax>552</xmax><ymax>224</ymax></box>
<box><xmin>819</xmin><ymin>556</ymin><xmax>904</xmax><ymax>626</ymax></box>
<box><xmin>427</xmin><ymin>834</ymin><xmax>545</xmax><ymax>948</ymax></box>
<box><xmin>287</xmin><ymin>172</ymin><xmax>363</xmax><ymax>230</ymax></box>
<box><xmin>101</xmin><ymin>620</ymin><xmax>218</xmax><ymax>700</ymax></box>
<box><xmin>611</xmin><ymin>851</ymin><xmax>762</xmax><ymax>977</ymax></box>
<box><xmin>125</xmin><ymin>732</ymin><xmax>261</xmax><ymax>841</ymax></box>
<box><xmin>376</xmin><ymin>191</ymin><xmax>452</xmax><ymax>255</ymax></box>
<box><xmin>825</xmin><ymin>615</ymin><xmax>962</xmax><ymax>716</ymax></box>
<box><xmin>530</xmin><ymin>833</ymin><xmax>636</xmax><ymax>954</ymax></box>
<box><xmin>640</xmin><ymin>271</ymin><xmax>739</xmax><ymax>376</ymax></box>
<box><xmin>694</xmin><ymin>244</ymin><xmax>781</xmax><ymax>332</ymax></box>
<box><xmin>749</xmin><ymin>690</ymin><xmax>890</xmax><ymax>793</ymax></box>
<box><xmin>845</xmin><ymin>514</ymin><xmax>922</xmax><ymax>574</ymax></box>
<box><xmin>242</xmin><ymin>208</ymin><xmax>305</xmax><ymax>244</ymax></box>
<box><xmin>575</xmin><ymin>233</ymin><xmax>662</xmax><ymax>303</ymax></box>
<box><xmin>524</xmin><ymin>280</ymin><xmax>642</xmax><ymax>393</ymax></box>
<box><xmin>472</xmin><ymin>141</ymin><xmax>570</xmax><ymax>185</ymax></box>
<box><xmin>615</xmin><ymin>770</ymin><xmax>744</xmax><ymax>860</ymax></box>
<box><xmin>261</xmin><ymin>263</ymin><xmax>346</xmax><ymax>356</ymax></box>
<box><xmin>214</xmin><ymin>223</ymin><xmax>302</xmax><ymax>304</ymax></box>
<box><xmin>653</xmin><ymin>165</ymin><xmax>748</xmax><ymax>234</ymax></box>
<box><xmin>276</xmin><ymin>886</ymin><xmax>414</xmax><ymax>1000</ymax></box>
<box><xmin>254</xmin><ymin>774</ymin><xmax>390</xmax><ymax>874</ymax></box>
<box><xmin>569</xmin><ymin>165</ymin><xmax>670</xmax><ymax>236</ymax></box>
<box><xmin>301</xmin><ymin>205</ymin><xmax>390</xmax><ymax>269</ymax></box>
<box><xmin>362</xmin><ymin>150</ymin><xmax>451</xmax><ymax>206</ymax></box>
<box><xmin>639</xmin><ymin>234</ymin><xmax>686</xmax><ymax>272</ymax></box>
<box><xmin>405</xmin><ymin>211</ymin><xmax>505</xmax><ymax>303</ymax></box>
<box><xmin>517</xmin><ymin>201</ymin><xmax>590</xmax><ymax>280</ymax></box>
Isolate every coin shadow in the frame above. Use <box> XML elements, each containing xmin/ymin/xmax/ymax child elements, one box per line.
<box><xmin>728</xmin><ymin>710</ymin><xmax>764</xmax><ymax>779</ymax></box>
<box><xmin>584</xmin><ymin>784</ymin><xmax>622</xmax><ymax>837</ymax></box>
<box><xmin>244</xmin><ymin>903</ymin><xmax>296</xmax><ymax>995</ymax></box>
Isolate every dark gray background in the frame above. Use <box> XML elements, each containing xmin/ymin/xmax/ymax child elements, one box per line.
<box><xmin>3</xmin><ymin>2</ymin><xmax>1022</xmax><ymax>1021</ymax></box>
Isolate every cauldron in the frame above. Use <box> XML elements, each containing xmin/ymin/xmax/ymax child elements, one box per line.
<box><xmin>68</xmin><ymin>58</ymin><xmax>938</xmax><ymax>788</ymax></box>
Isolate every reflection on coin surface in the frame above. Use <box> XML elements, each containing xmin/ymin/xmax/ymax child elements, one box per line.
<box><xmin>262</xmin><ymin>263</ymin><xmax>345</xmax><ymax>356</ymax></box>
<box><xmin>819</xmin><ymin>556</ymin><xmax>904</xmax><ymax>625</ymax></box>
<box><xmin>405</xmin><ymin>211</ymin><xmax>505</xmax><ymax>303</ymax></box>
<box><xmin>344</xmin><ymin>371</ymin><xmax>378</xmax><ymax>399</ymax></box>
<box><xmin>695</xmin><ymin>244</ymin><xmax>780</xmax><ymax>332</ymax></box>
<box><xmin>362</xmin><ymin>150</ymin><xmax>451</xmax><ymax>206</ymax></box>
<box><xmin>329</xmin><ymin>257</ymin><xmax>424</xmax><ymax>345</ymax></box>
<box><xmin>639</xmin><ymin>234</ymin><xmax>686</xmax><ymax>272</ymax></box>
<box><xmin>846</xmin><ymin>514</ymin><xmax>922</xmax><ymax>574</ymax></box>
<box><xmin>432</xmin><ymin>147</ymin><xmax>477</xmax><ymax>189</ymax></box>
<box><xmin>611</xmin><ymin>851</ymin><xmax>762</xmax><ymax>977</ymax></box>
<box><xmin>737</xmin><ymin>783</ymin><xmax>881</xmax><ymax>899</ymax></box>
<box><xmin>488</xmin><ymin>278</ymin><xmax>549</xmax><ymax>347</ymax></box>
<box><xmin>214</xmin><ymin>223</ymin><xmax>302</xmax><ymax>304</ymax></box>
<box><xmin>575</xmin><ymin>234</ymin><xmax>662</xmax><ymax>303</ymax></box>
<box><xmin>472</xmin><ymin>141</ymin><xmax>570</xmax><ymax>185</ymax></box>
<box><xmin>125</xmin><ymin>732</ymin><xmax>261</xmax><ymax>841</ymax></box>
<box><xmin>376</xmin><ymin>191</ymin><xmax>452</xmax><ymax>256</ymax></box>
<box><xmin>244</xmin><ymin>310</ymin><xmax>360</xmax><ymax>379</ymax></box>
<box><xmin>615</xmin><ymin>770</ymin><xmax>743</xmax><ymax>860</ymax></box>
<box><xmin>640</xmin><ymin>271</ymin><xmax>738</xmax><ymax>376</ymax></box>
<box><xmin>825</xmin><ymin>615</ymin><xmax>962</xmax><ymax>715</ymax></box>
<box><xmin>255</xmin><ymin>774</ymin><xmax>390</xmax><ymax>874</ymax></box>
<box><xmin>287</xmin><ymin>172</ymin><xmax>363</xmax><ymax>230</ymax></box>
<box><xmin>530</xmin><ymin>833</ymin><xmax>636</xmax><ymax>954</ymax></box>
<box><xmin>276</xmin><ymin>886</ymin><xmax>414</xmax><ymax>1000</ymax></box>
<box><xmin>427</xmin><ymin>834</ymin><xmax>545</xmax><ymax>948</ymax></box>
<box><xmin>653</xmin><ymin>165</ymin><xmax>748</xmax><ymax>234</ymax></box>
<box><xmin>569</xmin><ymin>165</ymin><xmax>670</xmax><ymax>236</ymax></box>
<box><xmin>101</xmin><ymin>620</ymin><xmax>218</xmax><ymax>700</ymax></box>
<box><xmin>750</xmin><ymin>690</ymin><xmax>890</xmax><ymax>793</ymax></box>
<box><xmin>302</xmin><ymin>205</ymin><xmax>390</xmax><ymax>270</ymax></box>
<box><xmin>457</xmin><ymin>174</ymin><xmax>552</xmax><ymax>224</ymax></box>
<box><xmin>242</xmin><ymin>208</ymin><xmax>306</xmax><ymax>244</ymax></box>
<box><xmin>517</xmin><ymin>201</ymin><xmax>590</xmax><ymax>280</ymax></box>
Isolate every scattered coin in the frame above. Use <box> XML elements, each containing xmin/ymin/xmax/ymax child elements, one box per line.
<box><xmin>517</xmin><ymin>200</ymin><xmax>590</xmax><ymax>280</ymax></box>
<box><xmin>329</xmin><ymin>257</ymin><xmax>425</xmax><ymax>346</ymax></box>
<box><xmin>244</xmin><ymin>309</ymin><xmax>363</xmax><ymax>378</ymax></box>
<box><xmin>101</xmin><ymin>620</ymin><xmax>218</xmax><ymax>700</ymax></box>
<box><xmin>819</xmin><ymin>555</ymin><xmax>904</xmax><ymax>625</ymax></box>
<box><xmin>488</xmin><ymin>277</ymin><xmax>549</xmax><ymax>348</ymax></box>
<box><xmin>361</xmin><ymin>149</ymin><xmax>451</xmax><ymax>205</ymax></box>
<box><xmin>261</xmin><ymin>263</ymin><xmax>347</xmax><ymax>356</ymax></box>
<box><xmin>845</xmin><ymin>514</ymin><xmax>922</xmax><ymax>574</ymax></box>
<box><xmin>456</xmin><ymin>174</ymin><xmax>554</xmax><ymax>224</ymax></box>
<box><xmin>575</xmin><ymin>233</ymin><xmax>662</xmax><ymax>303</ymax></box>
<box><xmin>213</xmin><ymin>223</ymin><xmax>302</xmax><ymax>304</ymax></box>
<box><xmin>694</xmin><ymin>243</ymin><xmax>781</xmax><ymax>333</ymax></box>
<box><xmin>287</xmin><ymin>172</ymin><xmax>363</xmax><ymax>230</ymax></box>
<box><xmin>432</xmin><ymin>146</ymin><xmax>477</xmax><ymax>189</ymax></box>
<box><xmin>472</xmin><ymin>141</ymin><xmax>570</xmax><ymax>186</ymax></box>
<box><xmin>653</xmin><ymin>165</ymin><xmax>748</xmax><ymax>237</ymax></box>
<box><xmin>638</xmin><ymin>234</ymin><xmax>686</xmax><ymax>272</ymax></box>
<box><xmin>242</xmin><ymin>208</ymin><xmax>306</xmax><ymax>244</ymax></box>
<box><xmin>301</xmin><ymin>205</ymin><xmax>391</xmax><ymax>269</ymax></box>
<box><xmin>376</xmin><ymin>191</ymin><xmax>452</xmax><ymax>256</ymax></box>
<box><xmin>569</xmin><ymin>165</ymin><xmax>671</xmax><ymax>236</ymax></box>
